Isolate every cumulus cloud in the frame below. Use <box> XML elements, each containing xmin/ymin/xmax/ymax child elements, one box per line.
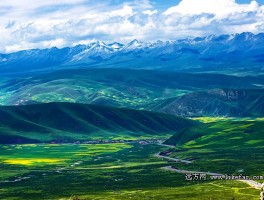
<box><xmin>110</xmin><ymin>6</ymin><xmax>134</xmax><ymax>17</ymax></box>
<box><xmin>162</xmin><ymin>0</ymin><xmax>264</xmax><ymax>37</ymax></box>
<box><xmin>143</xmin><ymin>10</ymin><xmax>158</xmax><ymax>16</ymax></box>
<box><xmin>164</xmin><ymin>0</ymin><xmax>259</xmax><ymax>19</ymax></box>
<box><xmin>0</xmin><ymin>0</ymin><xmax>264</xmax><ymax>52</ymax></box>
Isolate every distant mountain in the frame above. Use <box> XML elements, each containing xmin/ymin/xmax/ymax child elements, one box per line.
<box><xmin>0</xmin><ymin>102</ymin><xmax>196</xmax><ymax>144</ymax></box>
<box><xmin>1</xmin><ymin>32</ymin><xmax>264</xmax><ymax>74</ymax></box>
<box><xmin>154</xmin><ymin>89</ymin><xmax>264</xmax><ymax>117</ymax></box>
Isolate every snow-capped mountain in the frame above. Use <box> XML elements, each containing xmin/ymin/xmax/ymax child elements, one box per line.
<box><xmin>71</xmin><ymin>41</ymin><xmax>115</xmax><ymax>61</ymax></box>
<box><xmin>122</xmin><ymin>39</ymin><xmax>147</xmax><ymax>51</ymax></box>
<box><xmin>1</xmin><ymin>32</ymin><xmax>264</xmax><ymax>74</ymax></box>
<box><xmin>108</xmin><ymin>42</ymin><xmax>124</xmax><ymax>51</ymax></box>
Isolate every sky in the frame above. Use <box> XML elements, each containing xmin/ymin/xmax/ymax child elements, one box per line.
<box><xmin>1</xmin><ymin>0</ymin><xmax>264</xmax><ymax>52</ymax></box>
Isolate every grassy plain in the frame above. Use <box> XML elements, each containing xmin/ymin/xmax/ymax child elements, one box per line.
<box><xmin>0</xmin><ymin>142</ymin><xmax>260</xmax><ymax>200</ymax></box>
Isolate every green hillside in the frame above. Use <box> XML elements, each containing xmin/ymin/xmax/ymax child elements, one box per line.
<box><xmin>2</xmin><ymin>69</ymin><xmax>263</xmax><ymax>112</ymax></box>
<box><xmin>154</xmin><ymin>88</ymin><xmax>264</xmax><ymax>117</ymax></box>
<box><xmin>164</xmin><ymin>119</ymin><xmax>264</xmax><ymax>175</ymax></box>
<box><xmin>0</xmin><ymin>102</ymin><xmax>196</xmax><ymax>144</ymax></box>
<box><xmin>165</xmin><ymin>119</ymin><xmax>264</xmax><ymax>147</ymax></box>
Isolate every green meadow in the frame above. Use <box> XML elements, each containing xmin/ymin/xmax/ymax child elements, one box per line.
<box><xmin>0</xmin><ymin>68</ymin><xmax>263</xmax><ymax>199</ymax></box>
<box><xmin>165</xmin><ymin>119</ymin><xmax>264</xmax><ymax>177</ymax></box>
<box><xmin>0</xmin><ymin>142</ymin><xmax>260</xmax><ymax>200</ymax></box>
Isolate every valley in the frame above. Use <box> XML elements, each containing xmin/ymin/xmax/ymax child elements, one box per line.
<box><xmin>0</xmin><ymin>34</ymin><xmax>263</xmax><ymax>199</ymax></box>
<box><xmin>0</xmin><ymin>140</ymin><xmax>261</xmax><ymax>200</ymax></box>
<box><xmin>0</xmin><ymin>109</ymin><xmax>263</xmax><ymax>199</ymax></box>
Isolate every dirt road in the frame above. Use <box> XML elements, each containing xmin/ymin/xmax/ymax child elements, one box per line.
<box><xmin>157</xmin><ymin>154</ymin><xmax>262</xmax><ymax>190</ymax></box>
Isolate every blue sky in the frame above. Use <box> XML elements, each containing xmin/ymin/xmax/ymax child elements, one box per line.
<box><xmin>0</xmin><ymin>0</ymin><xmax>264</xmax><ymax>52</ymax></box>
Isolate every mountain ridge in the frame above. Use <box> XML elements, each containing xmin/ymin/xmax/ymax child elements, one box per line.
<box><xmin>1</xmin><ymin>32</ymin><xmax>264</xmax><ymax>74</ymax></box>
<box><xmin>154</xmin><ymin>88</ymin><xmax>264</xmax><ymax>117</ymax></box>
<box><xmin>0</xmin><ymin>102</ymin><xmax>197</xmax><ymax>144</ymax></box>
<box><xmin>1</xmin><ymin>32</ymin><xmax>260</xmax><ymax>54</ymax></box>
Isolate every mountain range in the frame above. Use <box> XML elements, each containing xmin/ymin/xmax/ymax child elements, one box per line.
<box><xmin>1</xmin><ymin>32</ymin><xmax>264</xmax><ymax>74</ymax></box>
<box><xmin>0</xmin><ymin>32</ymin><xmax>263</xmax><ymax>145</ymax></box>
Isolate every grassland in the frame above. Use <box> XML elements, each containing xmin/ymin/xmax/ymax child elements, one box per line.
<box><xmin>0</xmin><ymin>142</ymin><xmax>260</xmax><ymax>200</ymax></box>
<box><xmin>0</xmin><ymin>67</ymin><xmax>263</xmax><ymax>199</ymax></box>
<box><xmin>165</xmin><ymin>119</ymin><xmax>264</xmax><ymax>177</ymax></box>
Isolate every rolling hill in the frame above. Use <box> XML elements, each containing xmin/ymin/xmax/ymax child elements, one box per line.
<box><xmin>164</xmin><ymin>119</ymin><xmax>264</xmax><ymax>147</ymax></box>
<box><xmin>154</xmin><ymin>89</ymin><xmax>264</xmax><ymax>117</ymax></box>
<box><xmin>164</xmin><ymin>119</ymin><xmax>264</xmax><ymax>175</ymax></box>
<box><xmin>1</xmin><ymin>69</ymin><xmax>263</xmax><ymax>118</ymax></box>
<box><xmin>0</xmin><ymin>102</ymin><xmax>196</xmax><ymax>144</ymax></box>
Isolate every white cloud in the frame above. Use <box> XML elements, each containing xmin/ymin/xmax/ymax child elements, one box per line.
<box><xmin>0</xmin><ymin>0</ymin><xmax>264</xmax><ymax>52</ymax></box>
<box><xmin>161</xmin><ymin>0</ymin><xmax>264</xmax><ymax>37</ymax></box>
<box><xmin>143</xmin><ymin>10</ymin><xmax>157</xmax><ymax>16</ymax></box>
<box><xmin>110</xmin><ymin>6</ymin><xmax>134</xmax><ymax>17</ymax></box>
<box><xmin>164</xmin><ymin>0</ymin><xmax>259</xmax><ymax>19</ymax></box>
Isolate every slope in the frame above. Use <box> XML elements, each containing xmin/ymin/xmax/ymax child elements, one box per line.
<box><xmin>154</xmin><ymin>89</ymin><xmax>264</xmax><ymax>117</ymax></box>
<box><xmin>0</xmin><ymin>102</ymin><xmax>196</xmax><ymax>144</ymax></box>
<box><xmin>2</xmin><ymin>69</ymin><xmax>263</xmax><ymax>111</ymax></box>
<box><xmin>164</xmin><ymin>119</ymin><xmax>264</xmax><ymax>175</ymax></box>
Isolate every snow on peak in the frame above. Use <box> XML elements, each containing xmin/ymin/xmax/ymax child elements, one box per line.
<box><xmin>123</xmin><ymin>39</ymin><xmax>146</xmax><ymax>50</ymax></box>
<box><xmin>108</xmin><ymin>42</ymin><xmax>124</xmax><ymax>51</ymax></box>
